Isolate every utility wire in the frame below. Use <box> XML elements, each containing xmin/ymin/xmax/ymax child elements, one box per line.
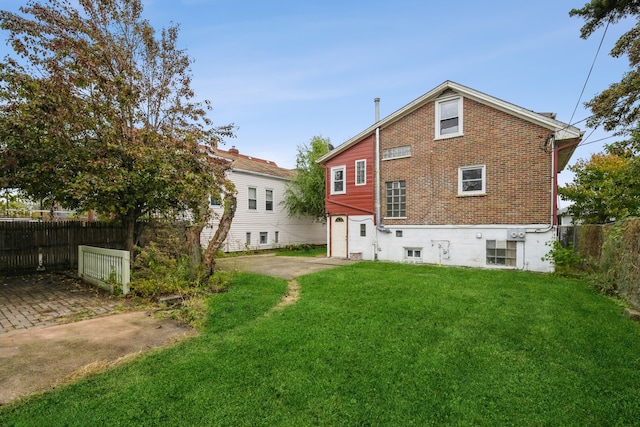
<box><xmin>568</xmin><ymin>19</ymin><xmax>611</xmax><ymax>127</ymax></box>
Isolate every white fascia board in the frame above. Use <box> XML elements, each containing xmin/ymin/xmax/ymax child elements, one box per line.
<box><xmin>231</xmin><ymin>168</ymin><xmax>291</xmax><ymax>182</ymax></box>
<box><xmin>317</xmin><ymin>81</ymin><xmax>583</xmax><ymax>164</ymax></box>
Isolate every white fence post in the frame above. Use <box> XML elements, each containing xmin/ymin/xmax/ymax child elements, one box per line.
<box><xmin>78</xmin><ymin>245</ymin><xmax>130</xmax><ymax>295</ymax></box>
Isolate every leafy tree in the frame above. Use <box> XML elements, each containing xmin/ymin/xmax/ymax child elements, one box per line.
<box><xmin>0</xmin><ymin>0</ymin><xmax>234</xmax><ymax>268</ymax></box>
<box><xmin>283</xmin><ymin>136</ymin><xmax>330</xmax><ymax>222</ymax></box>
<box><xmin>559</xmin><ymin>139</ymin><xmax>640</xmax><ymax>223</ymax></box>
<box><xmin>571</xmin><ymin>0</ymin><xmax>640</xmax><ymax>133</ymax></box>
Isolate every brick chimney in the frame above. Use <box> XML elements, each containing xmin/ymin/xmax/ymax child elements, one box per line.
<box><xmin>228</xmin><ymin>146</ymin><xmax>239</xmax><ymax>155</ymax></box>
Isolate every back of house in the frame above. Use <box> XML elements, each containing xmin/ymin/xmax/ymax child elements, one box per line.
<box><xmin>318</xmin><ymin>81</ymin><xmax>583</xmax><ymax>272</ymax></box>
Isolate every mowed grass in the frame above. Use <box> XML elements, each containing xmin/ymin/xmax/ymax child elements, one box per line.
<box><xmin>2</xmin><ymin>263</ymin><xmax>640</xmax><ymax>426</ymax></box>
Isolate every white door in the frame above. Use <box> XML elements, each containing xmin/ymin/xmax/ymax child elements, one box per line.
<box><xmin>331</xmin><ymin>216</ymin><xmax>347</xmax><ymax>258</ymax></box>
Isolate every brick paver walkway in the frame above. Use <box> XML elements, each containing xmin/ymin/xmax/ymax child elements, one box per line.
<box><xmin>0</xmin><ymin>273</ymin><xmax>131</xmax><ymax>334</ymax></box>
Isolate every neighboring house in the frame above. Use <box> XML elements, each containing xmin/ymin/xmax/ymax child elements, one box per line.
<box><xmin>557</xmin><ymin>206</ymin><xmax>578</xmax><ymax>226</ymax></box>
<box><xmin>317</xmin><ymin>81</ymin><xmax>583</xmax><ymax>272</ymax></box>
<box><xmin>201</xmin><ymin>146</ymin><xmax>326</xmax><ymax>252</ymax></box>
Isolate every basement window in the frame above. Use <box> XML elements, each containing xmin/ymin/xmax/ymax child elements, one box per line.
<box><xmin>486</xmin><ymin>240</ymin><xmax>516</xmax><ymax>266</ymax></box>
<box><xmin>405</xmin><ymin>247</ymin><xmax>422</xmax><ymax>260</ymax></box>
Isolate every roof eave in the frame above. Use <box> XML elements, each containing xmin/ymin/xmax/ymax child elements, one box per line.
<box><xmin>317</xmin><ymin>80</ymin><xmax>583</xmax><ymax>164</ymax></box>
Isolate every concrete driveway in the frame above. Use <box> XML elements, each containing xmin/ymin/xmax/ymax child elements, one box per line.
<box><xmin>215</xmin><ymin>254</ymin><xmax>355</xmax><ymax>279</ymax></box>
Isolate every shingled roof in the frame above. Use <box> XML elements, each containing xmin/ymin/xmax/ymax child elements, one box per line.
<box><xmin>215</xmin><ymin>146</ymin><xmax>293</xmax><ymax>179</ymax></box>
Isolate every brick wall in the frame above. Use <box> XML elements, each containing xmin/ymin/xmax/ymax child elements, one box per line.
<box><xmin>380</xmin><ymin>96</ymin><xmax>552</xmax><ymax>225</ymax></box>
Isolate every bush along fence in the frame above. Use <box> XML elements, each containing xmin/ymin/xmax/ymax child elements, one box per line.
<box><xmin>0</xmin><ymin>221</ymin><xmax>126</xmax><ymax>274</ymax></box>
<box><xmin>558</xmin><ymin>218</ymin><xmax>640</xmax><ymax>309</ymax></box>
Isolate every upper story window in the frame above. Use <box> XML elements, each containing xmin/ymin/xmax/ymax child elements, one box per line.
<box><xmin>386</xmin><ymin>181</ymin><xmax>406</xmax><ymax>218</ymax></box>
<box><xmin>210</xmin><ymin>195</ymin><xmax>221</xmax><ymax>207</ymax></box>
<box><xmin>265</xmin><ymin>189</ymin><xmax>273</xmax><ymax>211</ymax></box>
<box><xmin>458</xmin><ymin>165</ymin><xmax>486</xmax><ymax>196</ymax></box>
<box><xmin>331</xmin><ymin>165</ymin><xmax>346</xmax><ymax>195</ymax></box>
<box><xmin>382</xmin><ymin>146</ymin><xmax>411</xmax><ymax>160</ymax></box>
<box><xmin>248</xmin><ymin>187</ymin><xmax>257</xmax><ymax>210</ymax></box>
<box><xmin>436</xmin><ymin>97</ymin><xmax>463</xmax><ymax>138</ymax></box>
<box><xmin>355</xmin><ymin>159</ymin><xmax>366</xmax><ymax>185</ymax></box>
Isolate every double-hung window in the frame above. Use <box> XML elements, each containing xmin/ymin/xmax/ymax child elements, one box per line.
<box><xmin>331</xmin><ymin>166</ymin><xmax>346</xmax><ymax>194</ymax></box>
<box><xmin>386</xmin><ymin>181</ymin><xmax>406</xmax><ymax>218</ymax></box>
<box><xmin>265</xmin><ymin>189</ymin><xmax>273</xmax><ymax>211</ymax></box>
<box><xmin>436</xmin><ymin>97</ymin><xmax>463</xmax><ymax>138</ymax></box>
<box><xmin>248</xmin><ymin>187</ymin><xmax>257</xmax><ymax>210</ymax></box>
<box><xmin>355</xmin><ymin>160</ymin><xmax>366</xmax><ymax>185</ymax></box>
<box><xmin>458</xmin><ymin>165</ymin><xmax>486</xmax><ymax>196</ymax></box>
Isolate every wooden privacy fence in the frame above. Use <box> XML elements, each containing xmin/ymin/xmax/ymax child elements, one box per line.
<box><xmin>0</xmin><ymin>221</ymin><xmax>126</xmax><ymax>273</ymax></box>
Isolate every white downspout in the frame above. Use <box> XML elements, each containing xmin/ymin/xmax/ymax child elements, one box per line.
<box><xmin>374</xmin><ymin>98</ymin><xmax>381</xmax><ymax>260</ymax></box>
<box><xmin>550</xmin><ymin>133</ymin><xmax>556</xmax><ymax>228</ymax></box>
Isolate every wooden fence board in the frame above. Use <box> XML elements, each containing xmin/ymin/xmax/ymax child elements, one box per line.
<box><xmin>0</xmin><ymin>221</ymin><xmax>126</xmax><ymax>273</ymax></box>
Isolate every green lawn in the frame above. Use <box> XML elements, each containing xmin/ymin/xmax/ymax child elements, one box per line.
<box><xmin>2</xmin><ymin>263</ymin><xmax>640</xmax><ymax>426</ymax></box>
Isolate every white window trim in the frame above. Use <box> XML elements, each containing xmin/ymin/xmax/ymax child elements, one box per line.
<box><xmin>404</xmin><ymin>247</ymin><xmax>423</xmax><ymax>262</ymax></box>
<box><xmin>458</xmin><ymin>165</ymin><xmax>486</xmax><ymax>196</ymax></box>
<box><xmin>265</xmin><ymin>188</ymin><xmax>274</xmax><ymax>212</ymax></box>
<box><xmin>435</xmin><ymin>96</ymin><xmax>463</xmax><ymax>139</ymax></box>
<box><xmin>355</xmin><ymin>159</ymin><xmax>366</xmax><ymax>186</ymax></box>
<box><xmin>330</xmin><ymin>165</ymin><xmax>346</xmax><ymax>195</ymax></box>
<box><xmin>248</xmin><ymin>186</ymin><xmax>257</xmax><ymax>210</ymax></box>
<box><xmin>259</xmin><ymin>231</ymin><xmax>268</xmax><ymax>245</ymax></box>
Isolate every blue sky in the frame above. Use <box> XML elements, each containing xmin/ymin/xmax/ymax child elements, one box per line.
<box><xmin>1</xmin><ymin>1</ymin><xmax>633</xmax><ymax>197</ymax></box>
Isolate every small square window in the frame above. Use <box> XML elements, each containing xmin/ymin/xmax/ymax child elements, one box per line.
<box><xmin>396</xmin><ymin>230</ymin><xmax>403</xmax><ymax>237</ymax></box>
<box><xmin>260</xmin><ymin>232</ymin><xmax>268</xmax><ymax>245</ymax></box>
<box><xmin>486</xmin><ymin>240</ymin><xmax>516</xmax><ymax>266</ymax></box>
<box><xmin>210</xmin><ymin>195</ymin><xmax>220</xmax><ymax>206</ymax></box>
<box><xmin>360</xmin><ymin>223</ymin><xmax>366</xmax><ymax>237</ymax></box>
<box><xmin>458</xmin><ymin>165</ymin><xmax>486</xmax><ymax>196</ymax></box>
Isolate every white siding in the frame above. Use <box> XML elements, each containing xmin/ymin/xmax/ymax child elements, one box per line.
<box><xmin>201</xmin><ymin>169</ymin><xmax>326</xmax><ymax>252</ymax></box>
<box><xmin>344</xmin><ymin>221</ymin><xmax>555</xmax><ymax>273</ymax></box>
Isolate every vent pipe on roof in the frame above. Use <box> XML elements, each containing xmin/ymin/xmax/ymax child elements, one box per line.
<box><xmin>374</xmin><ymin>98</ymin><xmax>380</xmax><ymax>122</ymax></box>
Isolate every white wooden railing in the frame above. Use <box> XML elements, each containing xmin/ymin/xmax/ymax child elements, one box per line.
<box><xmin>78</xmin><ymin>245</ymin><xmax>130</xmax><ymax>295</ymax></box>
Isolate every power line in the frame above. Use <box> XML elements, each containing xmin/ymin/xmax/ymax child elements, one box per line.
<box><xmin>568</xmin><ymin>20</ymin><xmax>611</xmax><ymax>126</ymax></box>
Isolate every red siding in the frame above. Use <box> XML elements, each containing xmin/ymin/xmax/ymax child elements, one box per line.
<box><xmin>325</xmin><ymin>135</ymin><xmax>375</xmax><ymax>218</ymax></box>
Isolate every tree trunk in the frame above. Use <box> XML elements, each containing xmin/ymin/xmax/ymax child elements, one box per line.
<box><xmin>203</xmin><ymin>183</ymin><xmax>237</xmax><ymax>275</ymax></box>
<box><xmin>186</xmin><ymin>198</ymin><xmax>211</xmax><ymax>283</ymax></box>
<box><xmin>122</xmin><ymin>210</ymin><xmax>137</xmax><ymax>260</ymax></box>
